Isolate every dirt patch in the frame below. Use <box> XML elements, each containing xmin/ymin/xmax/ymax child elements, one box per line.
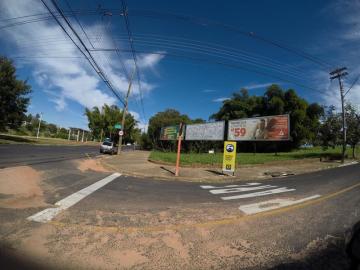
<box><xmin>0</xmin><ymin>166</ymin><xmax>46</xmax><ymax>208</ymax></box>
<box><xmin>76</xmin><ymin>158</ymin><xmax>110</xmax><ymax>173</ymax></box>
<box><xmin>162</xmin><ymin>231</ymin><xmax>189</xmax><ymax>260</ymax></box>
<box><xmin>108</xmin><ymin>249</ymin><xmax>148</xmax><ymax>268</ymax></box>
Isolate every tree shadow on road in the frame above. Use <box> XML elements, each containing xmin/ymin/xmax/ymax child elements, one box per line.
<box><xmin>0</xmin><ymin>134</ymin><xmax>34</xmax><ymax>144</ymax></box>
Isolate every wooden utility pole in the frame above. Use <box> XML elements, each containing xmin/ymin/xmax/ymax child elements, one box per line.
<box><xmin>117</xmin><ymin>69</ymin><xmax>136</xmax><ymax>154</ymax></box>
<box><xmin>175</xmin><ymin>123</ymin><xmax>184</xmax><ymax>177</ymax></box>
<box><xmin>330</xmin><ymin>67</ymin><xmax>348</xmax><ymax>163</ymax></box>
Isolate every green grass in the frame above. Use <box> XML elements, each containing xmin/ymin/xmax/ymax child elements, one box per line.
<box><xmin>149</xmin><ymin>146</ymin><xmax>360</xmax><ymax>166</ymax></box>
<box><xmin>0</xmin><ymin>134</ymin><xmax>99</xmax><ymax>146</ymax></box>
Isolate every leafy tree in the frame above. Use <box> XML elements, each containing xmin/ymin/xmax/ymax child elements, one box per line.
<box><xmin>319</xmin><ymin>105</ymin><xmax>342</xmax><ymax>149</ymax></box>
<box><xmin>211</xmin><ymin>84</ymin><xmax>323</xmax><ymax>150</ymax></box>
<box><xmin>345</xmin><ymin>103</ymin><xmax>360</xmax><ymax>158</ymax></box>
<box><xmin>147</xmin><ymin>109</ymin><xmax>191</xmax><ymax>150</ymax></box>
<box><xmin>0</xmin><ymin>56</ymin><xmax>31</xmax><ymax>131</ymax></box>
<box><xmin>85</xmin><ymin>105</ymin><xmax>139</xmax><ymax>144</ymax></box>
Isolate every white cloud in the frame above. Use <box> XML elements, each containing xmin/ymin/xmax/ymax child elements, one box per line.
<box><xmin>243</xmin><ymin>82</ymin><xmax>279</xmax><ymax>90</ymax></box>
<box><xmin>0</xmin><ymin>0</ymin><xmax>163</xmax><ymax>112</ymax></box>
<box><xmin>202</xmin><ymin>89</ymin><xmax>216</xmax><ymax>93</ymax></box>
<box><xmin>129</xmin><ymin>110</ymin><xmax>148</xmax><ymax>132</ymax></box>
<box><xmin>212</xmin><ymin>97</ymin><xmax>229</xmax><ymax>102</ymax></box>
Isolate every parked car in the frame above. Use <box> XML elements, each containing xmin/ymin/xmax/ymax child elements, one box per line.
<box><xmin>99</xmin><ymin>141</ymin><xmax>118</xmax><ymax>155</ymax></box>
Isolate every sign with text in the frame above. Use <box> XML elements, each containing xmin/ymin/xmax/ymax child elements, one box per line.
<box><xmin>160</xmin><ymin>125</ymin><xmax>180</xmax><ymax>140</ymax></box>
<box><xmin>185</xmin><ymin>121</ymin><xmax>225</xmax><ymax>141</ymax></box>
<box><xmin>222</xmin><ymin>141</ymin><xmax>237</xmax><ymax>175</ymax></box>
<box><xmin>228</xmin><ymin>115</ymin><xmax>290</xmax><ymax>141</ymax></box>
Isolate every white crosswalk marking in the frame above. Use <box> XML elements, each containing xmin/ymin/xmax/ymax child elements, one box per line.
<box><xmin>221</xmin><ymin>187</ymin><xmax>295</xmax><ymax>200</ymax></box>
<box><xmin>200</xmin><ymin>183</ymin><xmax>261</xmax><ymax>189</ymax></box>
<box><xmin>210</xmin><ymin>185</ymin><xmax>277</xmax><ymax>194</ymax></box>
<box><xmin>199</xmin><ymin>182</ymin><xmax>319</xmax><ymax>215</ymax></box>
<box><xmin>200</xmin><ymin>183</ymin><xmax>296</xmax><ymax>201</ymax></box>
<box><xmin>238</xmin><ymin>195</ymin><xmax>321</xmax><ymax>214</ymax></box>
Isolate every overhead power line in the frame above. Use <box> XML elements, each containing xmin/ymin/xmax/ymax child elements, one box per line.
<box><xmin>40</xmin><ymin>0</ymin><xmax>125</xmax><ymax>105</ymax></box>
<box><xmin>344</xmin><ymin>74</ymin><xmax>360</xmax><ymax>97</ymax></box>
<box><xmin>121</xmin><ymin>0</ymin><xmax>146</xmax><ymax>121</ymax></box>
<box><xmin>130</xmin><ymin>9</ymin><xmax>334</xmax><ymax>70</ymax></box>
<box><xmin>2</xmin><ymin>8</ymin><xmax>333</xmax><ymax>70</ymax></box>
<box><xmin>90</xmin><ymin>48</ymin><xmax>328</xmax><ymax>97</ymax></box>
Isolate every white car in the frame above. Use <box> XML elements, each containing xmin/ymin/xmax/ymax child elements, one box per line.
<box><xmin>99</xmin><ymin>141</ymin><xmax>118</xmax><ymax>155</ymax></box>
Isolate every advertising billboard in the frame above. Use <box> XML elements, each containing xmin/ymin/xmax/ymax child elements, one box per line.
<box><xmin>160</xmin><ymin>125</ymin><xmax>180</xmax><ymax>140</ymax></box>
<box><xmin>228</xmin><ymin>115</ymin><xmax>290</xmax><ymax>141</ymax></box>
<box><xmin>185</xmin><ymin>121</ymin><xmax>225</xmax><ymax>141</ymax></box>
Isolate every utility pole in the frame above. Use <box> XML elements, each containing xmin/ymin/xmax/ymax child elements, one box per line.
<box><xmin>68</xmin><ymin>128</ymin><xmax>71</xmax><ymax>140</ymax></box>
<box><xmin>36</xmin><ymin>112</ymin><xmax>42</xmax><ymax>139</ymax></box>
<box><xmin>330</xmin><ymin>67</ymin><xmax>348</xmax><ymax>163</ymax></box>
<box><xmin>118</xmin><ymin>69</ymin><xmax>136</xmax><ymax>154</ymax></box>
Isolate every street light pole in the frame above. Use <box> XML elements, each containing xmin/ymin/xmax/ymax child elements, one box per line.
<box><xmin>118</xmin><ymin>69</ymin><xmax>136</xmax><ymax>154</ymax></box>
<box><xmin>36</xmin><ymin>112</ymin><xmax>42</xmax><ymax>139</ymax></box>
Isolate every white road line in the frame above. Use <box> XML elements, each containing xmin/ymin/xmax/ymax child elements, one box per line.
<box><xmin>210</xmin><ymin>185</ymin><xmax>277</xmax><ymax>194</ymax></box>
<box><xmin>339</xmin><ymin>161</ymin><xmax>359</xmax><ymax>167</ymax></box>
<box><xmin>239</xmin><ymin>195</ymin><xmax>321</xmax><ymax>214</ymax></box>
<box><xmin>221</xmin><ymin>187</ymin><xmax>295</xmax><ymax>200</ymax></box>
<box><xmin>27</xmin><ymin>172</ymin><xmax>121</xmax><ymax>223</ymax></box>
<box><xmin>200</xmin><ymin>183</ymin><xmax>261</xmax><ymax>189</ymax></box>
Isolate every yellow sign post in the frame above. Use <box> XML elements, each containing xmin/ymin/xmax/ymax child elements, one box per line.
<box><xmin>222</xmin><ymin>141</ymin><xmax>237</xmax><ymax>175</ymax></box>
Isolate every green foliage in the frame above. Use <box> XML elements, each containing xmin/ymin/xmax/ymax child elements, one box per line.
<box><xmin>84</xmin><ymin>105</ymin><xmax>139</xmax><ymax>144</ymax></box>
<box><xmin>149</xmin><ymin>146</ymin><xmax>349</xmax><ymax>166</ymax></box>
<box><xmin>147</xmin><ymin>109</ymin><xmax>192</xmax><ymax>150</ymax></box>
<box><xmin>345</xmin><ymin>103</ymin><xmax>360</xmax><ymax>158</ymax></box>
<box><xmin>0</xmin><ymin>56</ymin><xmax>31</xmax><ymax>131</ymax></box>
<box><xmin>211</xmin><ymin>85</ymin><xmax>323</xmax><ymax>150</ymax></box>
<box><xmin>318</xmin><ymin>105</ymin><xmax>342</xmax><ymax>149</ymax></box>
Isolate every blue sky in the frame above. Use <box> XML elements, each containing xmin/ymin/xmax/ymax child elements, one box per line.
<box><xmin>1</xmin><ymin>0</ymin><xmax>360</xmax><ymax>130</ymax></box>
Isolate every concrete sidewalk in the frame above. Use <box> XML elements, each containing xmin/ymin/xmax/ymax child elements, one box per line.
<box><xmin>100</xmin><ymin>151</ymin><xmax>346</xmax><ymax>183</ymax></box>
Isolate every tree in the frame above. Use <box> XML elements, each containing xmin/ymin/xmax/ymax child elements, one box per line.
<box><xmin>345</xmin><ymin>103</ymin><xmax>360</xmax><ymax>158</ymax></box>
<box><xmin>85</xmin><ymin>105</ymin><xmax>139</xmax><ymax>144</ymax></box>
<box><xmin>211</xmin><ymin>84</ymin><xmax>323</xmax><ymax>150</ymax></box>
<box><xmin>148</xmin><ymin>109</ymin><xmax>191</xmax><ymax>150</ymax></box>
<box><xmin>319</xmin><ymin>105</ymin><xmax>342</xmax><ymax>149</ymax></box>
<box><xmin>0</xmin><ymin>56</ymin><xmax>31</xmax><ymax>131</ymax></box>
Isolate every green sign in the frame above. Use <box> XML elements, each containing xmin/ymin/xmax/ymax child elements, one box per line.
<box><xmin>160</xmin><ymin>125</ymin><xmax>180</xmax><ymax>140</ymax></box>
<box><xmin>114</xmin><ymin>123</ymin><xmax>122</xmax><ymax>129</ymax></box>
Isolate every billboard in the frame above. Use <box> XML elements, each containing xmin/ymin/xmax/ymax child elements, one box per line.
<box><xmin>185</xmin><ymin>121</ymin><xmax>225</xmax><ymax>141</ymax></box>
<box><xmin>160</xmin><ymin>125</ymin><xmax>180</xmax><ymax>140</ymax></box>
<box><xmin>228</xmin><ymin>115</ymin><xmax>290</xmax><ymax>141</ymax></box>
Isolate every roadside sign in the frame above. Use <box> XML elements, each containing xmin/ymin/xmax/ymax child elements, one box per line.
<box><xmin>185</xmin><ymin>121</ymin><xmax>225</xmax><ymax>141</ymax></box>
<box><xmin>228</xmin><ymin>114</ymin><xmax>290</xmax><ymax>141</ymax></box>
<box><xmin>114</xmin><ymin>123</ymin><xmax>122</xmax><ymax>129</ymax></box>
<box><xmin>160</xmin><ymin>125</ymin><xmax>180</xmax><ymax>140</ymax></box>
<box><xmin>119</xmin><ymin>130</ymin><xmax>124</xmax><ymax>136</ymax></box>
<box><xmin>222</xmin><ymin>141</ymin><xmax>237</xmax><ymax>175</ymax></box>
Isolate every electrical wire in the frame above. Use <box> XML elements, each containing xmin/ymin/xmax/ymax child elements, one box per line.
<box><xmin>121</xmin><ymin>0</ymin><xmax>146</xmax><ymax>123</ymax></box>
<box><xmin>344</xmin><ymin>74</ymin><xmax>360</xmax><ymax>97</ymax></box>
<box><xmin>40</xmin><ymin>0</ymin><xmax>125</xmax><ymax>105</ymax></box>
<box><xmin>130</xmin><ymin>9</ymin><xmax>334</xmax><ymax>70</ymax></box>
<box><xmin>90</xmin><ymin>48</ymin><xmax>328</xmax><ymax>97</ymax></box>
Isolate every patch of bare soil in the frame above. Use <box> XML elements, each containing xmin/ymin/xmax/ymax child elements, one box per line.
<box><xmin>0</xmin><ymin>166</ymin><xmax>46</xmax><ymax>209</ymax></box>
<box><xmin>76</xmin><ymin>158</ymin><xmax>110</xmax><ymax>173</ymax></box>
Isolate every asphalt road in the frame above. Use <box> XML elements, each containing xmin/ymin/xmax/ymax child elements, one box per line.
<box><xmin>0</xmin><ymin>144</ymin><xmax>99</xmax><ymax>168</ymax></box>
<box><xmin>0</xmin><ymin>146</ymin><xmax>359</xmax><ymax>269</ymax></box>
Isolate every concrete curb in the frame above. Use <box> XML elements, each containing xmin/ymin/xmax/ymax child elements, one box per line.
<box><xmin>100</xmin><ymin>157</ymin><xmax>358</xmax><ymax>183</ymax></box>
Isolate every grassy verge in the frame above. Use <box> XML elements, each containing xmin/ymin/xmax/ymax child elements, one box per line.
<box><xmin>149</xmin><ymin>146</ymin><xmax>360</xmax><ymax>166</ymax></box>
<box><xmin>0</xmin><ymin>134</ymin><xmax>99</xmax><ymax>146</ymax></box>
